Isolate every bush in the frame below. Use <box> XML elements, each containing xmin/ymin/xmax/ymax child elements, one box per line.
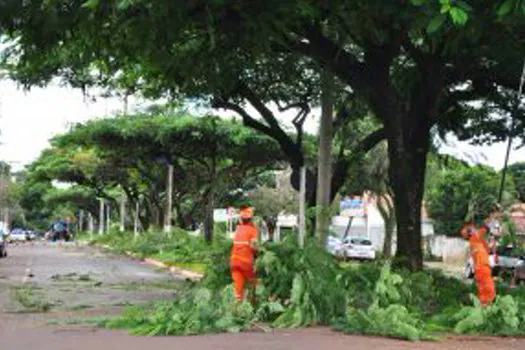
<box><xmin>88</xmin><ymin>229</ymin><xmax>231</xmax><ymax>271</ymax></box>
<box><xmin>453</xmin><ymin>295</ymin><xmax>521</xmax><ymax>336</ymax></box>
<box><xmin>106</xmin><ymin>285</ymin><xmax>255</xmax><ymax>335</ymax></box>
<box><xmin>335</xmin><ymin>262</ymin><xmax>432</xmax><ymax>341</ymax></box>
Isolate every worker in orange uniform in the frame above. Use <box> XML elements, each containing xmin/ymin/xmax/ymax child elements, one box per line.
<box><xmin>230</xmin><ymin>206</ymin><xmax>259</xmax><ymax>303</ymax></box>
<box><xmin>460</xmin><ymin>221</ymin><xmax>496</xmax><ymax>306</ymax></box>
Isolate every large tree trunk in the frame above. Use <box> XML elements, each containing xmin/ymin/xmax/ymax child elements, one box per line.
<box><xmin>204</xmin><ymin>188</ymin><xmax>215</xmax><ymax>243</ymax></box>
<box><xmin>315</xmin><ymin>69</ymin><xmax>334</xmax><ymax>245</ymax></box>
<box><xmin>204</xmin><ymin>156</ymin><xmax>217</xmax><ymax>243</ymax></box>
<box><xmin>383</xmin><ymin>218</ymin><xmax>395</xmax><ymax>258</ymax></box>
<box><xmin>388</xmin><ymin>118</ymin><xmax>430</xmax><ymax>270</ymax></box>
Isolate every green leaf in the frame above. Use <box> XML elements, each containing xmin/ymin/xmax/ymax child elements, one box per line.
<box><xmin>497</xmin><ymin>0</ymin><xmax>515</xmax><ymax>16</ymax></box>
<box><xmin>457</xmin><ymin>1</ymin><xmax>473</xmax><ymax>12</ymax></box>
<box><xmin>118</xmin><ymin>0</ymin><xmax>134</xmax><ymax>10</ymax></box>
<box><xmin>81</xmin><ymin>0</ymin><xmax>99</xmax><ymax>9</ymax></box>
<box><xmin>450</xmin><ymin>7</ymin><xmax>469</xmax><ymax>25</ymax></box>
<box><xmin>427</xmin><ymin>14</ymin><xmax>447</xmax><ymax>34</ymax></box>
<box><xmin>410</xmin><ymin>0</ymin><xmax>427</xmax><ymax>5</ymax></box>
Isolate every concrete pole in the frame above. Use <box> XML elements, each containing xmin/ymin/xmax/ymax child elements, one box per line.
<box><xmin>164</xmin><ymin>164</ymin><xmax>174</xmax><ymax>233</ymax></box>
<box><xmin>120</xmin><ymin>196</ymin><xmax>126</xmax><ymax>232</ymax></box>
<box><xmin>298</xmin><ymin>166</ymin><xmax>306</xmax><ymax>248</ymax></box>
<box><xmin>98</xmin><ymin>199</ymin><xmax>105</xmax><ymax>235</ymax></box>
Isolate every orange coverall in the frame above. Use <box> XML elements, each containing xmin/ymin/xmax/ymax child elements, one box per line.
<box><xmin>469</xmin><ymin>227</ymin><xmax>495</xmax><ymax>306</ymax></box>
<box><xmin>230</xmin><ymin>223</ymin><xmax>258</xmax><ymax>301</ymax></box>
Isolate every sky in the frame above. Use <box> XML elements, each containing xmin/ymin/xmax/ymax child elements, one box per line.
<box><xmin>0</xmin><ymin>79</ymin><xmax>523</xmax><ymax>172</ymax></box>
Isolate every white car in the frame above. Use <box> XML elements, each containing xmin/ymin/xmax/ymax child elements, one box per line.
<box><xmin>465</xmin><ymin>245</ymin><xmax>525</xmax><ymax>279</ymax></box>
<box><xmin>327</xmin><ymin>236</ymin><xmax>376</xmax><ymax>260</ymax></box>
<box><xmin>8</xmin><ymin>229</ymin><xmax>29</xmax><ymax>242</ymax></box>
<box><xmin>465</xmin><ymin>254</ymin><xmax>496</xmax><ymax>279</ymax></box>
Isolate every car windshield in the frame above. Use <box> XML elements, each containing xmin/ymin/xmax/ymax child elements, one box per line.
<box><xmin>350</xmin><ymin>238</ymin><xmax>372</xmax><ymax>246</ymax></box>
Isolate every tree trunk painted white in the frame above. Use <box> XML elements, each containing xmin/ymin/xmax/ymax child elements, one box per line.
<box><xmin>315</xmin><ymin>69</ymin><xmax>334</xmax><ymax>246</ymax></box>
<box><xmin>88</xmin><ymin>213</ymin><xmax>94</xmax><ymax>234</ymax></box>
<box><xmin>298</xmin><ymin>166</ymin><xmax>306</xmax><ymax>248</ymax></box>
<box><xmin>120</xmin><ymin>196</ymin><xmax>126</xmax><ymax>232</ymax></box>
<box><xmin>79</xmin><ymin>210</ymin><xmax>84</xmax><ymax>232</ymax></box>
<box><xmin>98</xmin><ymin>199</ymin><xmax>105</xmax><ymax>235</ymax></box>
<box><xmin>164</xmin><ymin>164</ymin><xmax>174</xmax><ymax>233</ymax></box>
<box><xmin>106</xmin><ymin>203</ymin><xmax>110</xmax><ymax>233</ymax></box>
<box><xmin>134</xmin><ymin>200</ymin><xmax>140</xmax><ymax>239</ymax></box>
<box><xmin>3</xmin><ymin>208</ymin><xmax>9</xmax><ymax>233</ymax></box>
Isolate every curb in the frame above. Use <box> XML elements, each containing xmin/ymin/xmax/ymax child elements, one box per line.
<box><xmin>84</xmin><ymin>242</ymin><xmax>204</xmax><ymax>281</ymax></box>
<box><xmin>143</xmin><ymin>258</ymin><xmax>204</xmax><ymax>281</ymax></box>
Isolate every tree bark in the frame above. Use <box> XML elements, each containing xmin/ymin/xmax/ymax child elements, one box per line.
<box><xmin>298</xmin><ymin>166</ymin><xmax>306</xmax><ymax>248</ymax></box>
<box><xmin>164</xmin><ymin>164</ymin><xmax>174</xmax><ymax>233</ymax></box>
<box><xmin>204</xmin><ymin>188</ymin><xmax>215</xmax><ymax>243</ymax></box>
<box><xmin>315</xmin><ymin>69</ymin><xmax>334</xmax><ymax>245</ymax></box>
<box><xmin>204</xmin><ymin>153</ymin><xmax>217</xmax><ymax>243</ymax></box>
<box><xmin>388</xmin><ymin>121</ymin><xmax>430</xmax><ymax>270</ymax></box>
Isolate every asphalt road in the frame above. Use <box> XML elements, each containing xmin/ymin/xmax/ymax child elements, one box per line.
<box><xmin>0</xmin><ymin>242</ymin><xmax>524</xmax><ymax>350</ymax></box>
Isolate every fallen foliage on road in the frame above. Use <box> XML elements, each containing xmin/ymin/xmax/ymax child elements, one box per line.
<box><xmin>86</xmin><ymin>232</ymin><xmax>525</xmax><ymax>340</ymax></box>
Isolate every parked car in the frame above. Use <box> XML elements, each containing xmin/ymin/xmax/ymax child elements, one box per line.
<box><xmin>8</xmin><ymin>228</ymin><xmax>30</xmax><ymax>242</ymax></box>
<box><xmin>465</xmin><ymin>245</ymin><xmax>524</xmax><ymax>279</ymax></box>
<box><xmin>465</xmin><ymin>254</ymin><xmax>496</xmax><ymax>279</ymax></box>
<box><xmin>24</xmin><ymin>229</ymin><xmax>37</xmax><ymax>241</ymax></box>
<box><xmin>0</xmin><ymin>232</ymin><xmax>7</xmax><ymax>258</ymax></box>
<box><xmin>514</xmin><ymin>260</ymin><xmax>525</xmax><ymax>284</ymax></box>
<box><xmin>326</xmin><ymin>235</ymin><xmax>376</xmax><ymax>260</ymax></box>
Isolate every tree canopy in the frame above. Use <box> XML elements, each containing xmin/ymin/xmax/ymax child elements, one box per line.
<box><xmin>426</xmin><ymin>160</ymin><xmax>516</xmax><ymax>236</ymax></box>
<box><xmin>27</xmin><ymin>111</ymin><xmax>286</xmax><ymax>239</ymax></box>
<box><xmin>1</xmin><ymin>0</ymin><xmax>524</xmax><ymax>268</ymax></box>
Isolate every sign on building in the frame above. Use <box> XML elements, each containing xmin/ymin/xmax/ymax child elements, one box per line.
<box><xmin>213</xmin><ymin>209</ymin><xmax>229</xmax><ymax>223</ymax></box>
<box><xmin>340</xmin><ymin>197</ymin><xmax>365</xmax><ymax>217</ymax></box>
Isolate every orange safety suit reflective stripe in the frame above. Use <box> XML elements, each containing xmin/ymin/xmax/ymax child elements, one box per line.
<box><xmin>230</xmin><ymin>223</ymin><xmax>258</xmax><ymax>301</ymax></box>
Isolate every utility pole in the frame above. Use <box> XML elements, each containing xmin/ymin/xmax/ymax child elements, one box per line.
<box><xmin>499</xmin><ymin>58</ymin><xmax>525</xmax><ymax>204</ymax></box>
<box><xmin>164</xmin><ymin>164</ymin><xmax>174</xmax><ymax>233</ymax></box>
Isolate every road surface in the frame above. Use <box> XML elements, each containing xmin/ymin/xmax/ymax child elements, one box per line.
<box><xmin>0</xmin><ymin>242</ymin><xmax>524</xmax><ymax>350</ymax></box>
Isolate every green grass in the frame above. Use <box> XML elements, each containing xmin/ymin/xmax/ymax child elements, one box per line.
<box><xmin>107</xmin><ymin>280</ymin><xmax>183</xmax><ymax>292</ymax></box>
<box><xmin>64</xmin><ymin>304</ymin><xmax>94</xmax><ymax>311</ymax></box>
<box><xmin>86</xmin><ymin>229</ymin><xmax>230</xmax><ymax>275</ymax></box>
<box><xmin>10</xmin><ymin>285</ymin><xmax>55</xmax><ymax>313</ymax></box>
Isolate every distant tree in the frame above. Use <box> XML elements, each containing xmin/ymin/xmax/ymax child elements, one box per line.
<box><xmin>42</xmin><ymin>112</ymin><xmax>285</xmax><ymax>241</ymax></box>
<box><xmin>427</xmin><ymin>164</ymin><xmax>516</xmax><ymax>236</ymax></box>
<box><xmin>507</xmin><ymin>162</ymin><xmax>525</xmax><ymax>202</ymax></box>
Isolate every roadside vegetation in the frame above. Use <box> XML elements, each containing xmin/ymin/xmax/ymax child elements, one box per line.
<box><xmin>83</xmin><ymin>230</ymin><xmax>525</xmax><ymax>340</ymax></box>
